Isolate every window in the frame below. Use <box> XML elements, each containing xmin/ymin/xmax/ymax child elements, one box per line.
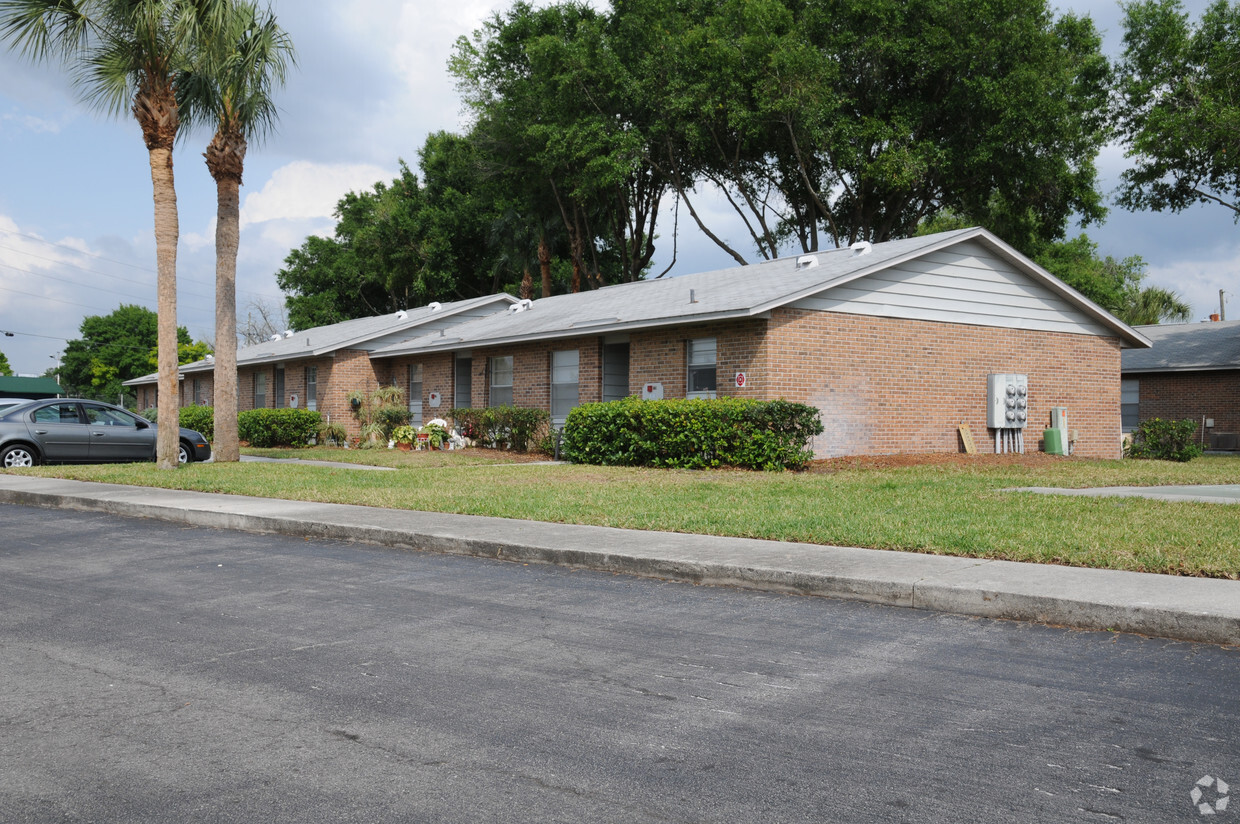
<box><xmin>305</xmin><ymin>366</ymin><xmax>317</xmax><ymax>412</ymax></box>
<box><xmin>687</xmin><ymin>337</ymin><xmax>717</xmax><ymax>399</ymax></box>
<box><xmin>602</xmin><ymin>343</ymin><xmax>630</xmax><ymax>402</ymax></box>
<box><xmin>84</xmin><ymin>404</ymin><xmax>138</xmax><ymax>428</ymax></box>
<box><xmin>1121</xmin><ymin>379</ymin><xmax>1139</xmax><ymax>431</ymax></box>
<box><xmin>408</xmin><ymin>363</ymin><xmax>423</xmax><ymax>426</ymax></box>
<box><xmin>254</xmin><ymin>372</ymin><xmax>267</xmax><ymax>409</ymax></box>
<box><xmin>34</xmin><ymin>403</ymin><xmax>83</xmax><ymax>424</ymax></box>
<box><xmin>455</xmin><ymin>355</ymin><xmax>472</xmax><ymax>409</ymax></box>
<box><xmin>551</xmin><ymin>349</ymin><xmax>579</xmax><ymax>424</ymax></box>
<box><xmin>274</xmin><ymin>366</ymin><xmax>286</xmax><ymax>409</ymax></box>
<box><xmin>490</xmin><ymin>355</ymin><xmax>513</xmax><ymax>407</ymax></box>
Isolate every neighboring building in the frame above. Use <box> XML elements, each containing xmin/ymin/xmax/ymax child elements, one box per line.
<box><xmin>1121</xmin><ymin>319</ymin><xmax>1240</xmax><ymax>450</ymax></box>
<box><xmin>123</xmin><ymin>294</ymin><xmax>516</xmax><ymax>427</ymax></box>
<box><xmin>0</xmin><ymin>376</ymin><xmax>65</xmax><ymax>399</ymax></box>
<box><xmin>127</xmin><ymin>228</ymin><xmax>1149</xmax><ymax>458</ymax></box>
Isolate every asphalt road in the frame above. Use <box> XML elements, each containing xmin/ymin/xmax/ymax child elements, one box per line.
<box><xmin>1</xmin><ymin>504</ymin><xmax>1237</xmax><ymax>823</ymax></box>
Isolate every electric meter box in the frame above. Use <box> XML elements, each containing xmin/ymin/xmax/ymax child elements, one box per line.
<box><xmin>986</xmin><ymin>373</ymin><xmax>1029</xmax><ymax>429</ymax></box>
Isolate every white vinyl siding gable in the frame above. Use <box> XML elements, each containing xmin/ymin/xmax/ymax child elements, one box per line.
<box><xmin>789</xmin><ymin>240</ymin><xmax>1114</xmax><ymax>337</ymax></box>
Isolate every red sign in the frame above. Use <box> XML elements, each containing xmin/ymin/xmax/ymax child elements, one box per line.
<box><xmin>735</xmin><ymin>372</ymin><xmax>747</xmax><ymax>388</ymax></box>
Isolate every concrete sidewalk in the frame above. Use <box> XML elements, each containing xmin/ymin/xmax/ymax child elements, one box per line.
<box><xmin>1</xmin><ymin>474</ymin><xmax>1237</xmax><ymax>646</ymax></box>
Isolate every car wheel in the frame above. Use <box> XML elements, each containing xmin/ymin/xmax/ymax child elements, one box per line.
<box><xmin>178</xmin><ymin>441</ymin><xmax>193</xmax><ymax>464</ymax></box>
<box><xmin>1</xmin><ymin>444</ymin><xmax>38</xmax><ymax>468</ymax></box>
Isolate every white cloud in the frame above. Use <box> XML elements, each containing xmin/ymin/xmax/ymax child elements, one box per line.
<box><xmin>239</xmin><ymin>160</ymin><xmax>392</xmax><ymax>227</ymax></box>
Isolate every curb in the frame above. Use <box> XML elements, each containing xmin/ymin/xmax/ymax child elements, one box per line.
<box><xmin>2</xmin><ymin>476</ymin><xmax>1237</xmax><ymax>646</ymax></box>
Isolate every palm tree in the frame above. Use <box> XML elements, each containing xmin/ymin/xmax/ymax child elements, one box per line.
<box><xmin>180</xmin><ymin>1</ymin><xmax>292</xmax><ymax>462</ymax></box>
<box><xmin>1117</xmin><ymin>286</ymin><xmax>1194</xmax><ymax>326</ymax></box>
<box><xmin>0</xmin><ymin>0</ymin><xmax>226</xmax><ymax>469</ymax></box>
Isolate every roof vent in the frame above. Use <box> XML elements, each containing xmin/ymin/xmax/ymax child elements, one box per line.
<box><xmin>205</xmin><ymin>354</ymin><xmax>214</xmax><ymax>363</ymax></box>
<box><xmin>270</xmin><ymin>334</ymin><xmax>281</xmax><ymax>342</ymax></box>
<box><xmin>395</xmin><ymin>310</ymin><xmax>408</xmax><ymax>320</ymax></box>
<box><xmin>283</xmin><ymin>330</ymin><xmax>294</xmax><ymax>338</ymax></box>
<box><xmin>796</xmin><ymin>255</ymin><xmax>819</xmax><ymax>270</ymax></box>
<box><xmin>850</xmin><ymin>241</ymin><xmax>873</xmax><ymax>256</ymax></box>
<box><xmin>428</xmin><ymin>302</ymin><xmax>442</xmax><ymax>312</ymax></box>
<box><xmin>508</xmin><ymin>299</ymin><xmax>534</xmax><ymax>313</ymax></box>
<box><xmin>689</xmin><ymin>289</ymin><xmax>698</xmax><ymax>304</ymax></box>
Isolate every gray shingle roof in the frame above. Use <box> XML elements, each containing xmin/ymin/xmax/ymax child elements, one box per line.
<box><xmin>1122</xmin><ymin>320</ymin><xmax>1240</xmax><ymax>373</ymax></box>
<box><xmin>375</xmin><ymin>228</ymin><xmax>1145</xmax><ymax>357</ymax></box>
<box><xmin>123</xmin><ymin>294</ymin><xmax>515</xmax><ymax>385</ymax></box>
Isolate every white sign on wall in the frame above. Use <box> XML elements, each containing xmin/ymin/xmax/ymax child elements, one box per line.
<box><xmin>735</xmin><ymin>372</ymin><xmax>747</xmax><ymax>388</ymax></box>
<box><xmin>428</xmin><ymin>391</ymin><xmax>442</xmax><ymax>408</ymax></box>
<box><xmin>642</xmin><ymin>382</ymin><xmax>664</xmax><ymax>401</ymax></box>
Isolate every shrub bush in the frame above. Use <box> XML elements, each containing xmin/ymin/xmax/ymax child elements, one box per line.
<box><xmin>1125</xmin><ymin>417</ymin><xmax>1202</xmax><ymax>462</ymax></box>
<box><xmin>450</xmin><ymin>406</ymin><xmax>550</xmax><ymax>452</ymax></box>
<box><xmin>178</xmin><ymin>405</ymin><xmax>215</xmax><ymax>440</ymax></box>
<box><xmin>561</xmin><ymin>397</ymin><xmax>823</xmax><ymax>470</ymax></box>
<box><xmin>238</xmin><ymin>408</ymin><xmax>322</xmax><ymax>448</ymax></box>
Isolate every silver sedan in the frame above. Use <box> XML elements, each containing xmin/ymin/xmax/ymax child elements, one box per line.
<box><xmin>0</xmin><ymin>399</ymin><xmax>211</xmax><ymax>467</ymax></box>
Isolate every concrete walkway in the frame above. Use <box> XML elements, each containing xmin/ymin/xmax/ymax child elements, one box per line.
<box><xmin>1</xmin><ymin>474</ymin><xmax>1237</xmax><ymax>646</ymax></box>
<box><xmin>1021</xmin><ymin>483</ymin><xmax>1240</xmax><ymax>505</ymax></box>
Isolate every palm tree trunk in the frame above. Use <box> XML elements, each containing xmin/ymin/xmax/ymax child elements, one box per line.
<box><xmin>150</xmin><ymin>145</ymin><xmax>180</xmax><ymax>470</ymax></box>
<box><xmin>538</xmin><ymin>233</ymin><xmax>552</xmax><ymax>298</ymax></box>
<box><xmin>212</xmin><ymin>171</ymin><xmax>241</xmax><ymax>461</ymax></box>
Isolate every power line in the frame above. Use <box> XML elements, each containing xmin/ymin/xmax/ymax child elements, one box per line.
<box><xmin>0</xmin><ymin>227</ymin><xmax>280</xmax><ymax>301</ymax></box>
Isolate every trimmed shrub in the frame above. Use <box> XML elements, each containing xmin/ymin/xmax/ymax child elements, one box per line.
<box><xmin>140</xmin><ymin>407</ymin><xmax>159</xmax><ymax>422</ymax></box>
<box><xmin>1125</xmin><ymin>417</ymin><xmax>1202</xmax><ymax>462</ymax></box>
<box><xmin>238</xmin><ymin>408</ymin><xmax>322</xmax><ymax>448</ymax></box>
<box><xmin>178</xmin><ymin>405</ymin><xmax>215</xmax><ymax>440</ymax></box>
<box><xmin>450</xmin><ymin>406</ymin><xmax>550</xmax><ymax>452</ymax></box>
<box><xmin>561</xmin><ymin>397</ymin><xmax>823</xmax><ymax>470</ymax></box>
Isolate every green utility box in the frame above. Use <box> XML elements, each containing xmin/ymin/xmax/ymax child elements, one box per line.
<box><xmin>1043</xmin><ymin>428</ymin><xmax>1068</xmax><ymax>456</ymax></box>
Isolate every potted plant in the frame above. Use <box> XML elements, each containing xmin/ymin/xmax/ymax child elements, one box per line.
<box><xmin>391</xmin><ymin>425</ymin><xmax>417</xmax><ymax>451</ymax></box>
<box><xmin>419</xmin><ymin>420</ymin><xmax>449</xmax><ymax>449</ymax></box>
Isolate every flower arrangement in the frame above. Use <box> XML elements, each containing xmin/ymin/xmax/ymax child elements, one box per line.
<box><xmin>391</xmin><ymin>425</ymin><xmax>417</xmax><ymax>445</ymax></box>
<box><xmin>419</xmin><ymin>420</ymin><xmax>450</xmax><ymax>449</ymax></box>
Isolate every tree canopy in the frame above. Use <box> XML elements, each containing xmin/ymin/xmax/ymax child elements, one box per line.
<box><xmin>1116</xmin><ymin>0</ymin><xmax>1240</xmax><ymax>218</ymax></box>
<box><xmin>60</xmin><ymin>304</ymin><xmax>203</xmax><ymax>403</ymax></box>
<box><xmin>0</xmin><ymin>349</ymin><xmax>12</xmax><ymax>377</ymax></box>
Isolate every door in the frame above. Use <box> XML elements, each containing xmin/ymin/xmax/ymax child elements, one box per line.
<box><xmin>602</xmin><ymin>343</ymin><xmax>630</xmax><ymax>402</ymax></box>
<box><xmin>84</xmin><ymin>403</ymin><xmax>154</xmax><ymax>462</ymax></box>
<box><xmin>27</xmin><ymin>402</ymin><xmax>91</xmax><ymax>461</ymax></box>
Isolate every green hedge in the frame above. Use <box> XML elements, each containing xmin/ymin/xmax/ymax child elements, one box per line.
<box><xmin>451</xmin><ymin>406</ymin><xmax>550</xmax><ymax>452</ymax></box>
<box><xmin>1125</xmin><ymin>417</ymin><xmax>1203</xmax><ymax>462</ymax></box>
<box><xmin>561</xmin><ymin>397</ymin><xmax>823</xmax><ymax>470</ymax></box>
<box><xmin>238</xmin><ymin>408</ymin><xmax>323</xmax><ymax>448</ymax></box>
<box><xmin>178</xmin><ymin>405</ymin><xmax>215</xmax><ymax>440</ymax></box>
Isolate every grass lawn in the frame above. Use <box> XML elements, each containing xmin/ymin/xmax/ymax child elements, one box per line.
<box><xmin>7</xmin><ymin>449</ymin><xmax>1240</xmax><ymax>579</ymax></box>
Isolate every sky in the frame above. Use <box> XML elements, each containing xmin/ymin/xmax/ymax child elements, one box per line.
<box><xmin>0</xmin><ymin>0</ymin><xmax>1235</xmax><ymax>377</ymax></box>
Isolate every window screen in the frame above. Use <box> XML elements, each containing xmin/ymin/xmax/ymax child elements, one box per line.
<box><xmin>551</xmin><ymin>350</ymin><xmax>579</xmax><ymax>423</ymax></box>
<box><xmin>254</xmin><ymin>372</ymin><xmax>267</xmax><ymax>409</ymax></box>
<box><xmin>408</xmin><ymin>363</ymin><xmax>423</xmax><ymax>426</ymax></box>
<box><xmin>687</xmin><ymin>338</ymin><xmax>717</xmax><ymax>399</ymax></box>
<box><xmin>490</xmin><ymin>356</ymin><xmax>513</xmax><ymax>407</ymax></box>
<box><xmin>305</xmin><ymin>366</ymin><xmax>317</xmax><ymax>412</ymax></box>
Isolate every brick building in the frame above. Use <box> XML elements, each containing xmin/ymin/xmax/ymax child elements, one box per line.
<box><xmin>1121</xmin><ymin>319</ymin><xmax>1240</xmax><ymax>450</ymax></box>
<box><xmin>125</xmin><ymin>228</ymin><xmax>1149</xmax><ymax>458</ymax></box>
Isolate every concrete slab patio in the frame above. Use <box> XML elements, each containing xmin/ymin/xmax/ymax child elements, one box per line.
<box><xmin>1</xmin><ymin>474</ymin><xmax>1236</xmax><ymax>646</ymax></box>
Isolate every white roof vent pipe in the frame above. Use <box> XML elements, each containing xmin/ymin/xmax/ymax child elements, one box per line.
<box><xmin>270</xmin><ymin>334</ymin><xmax>281</xmax><ymax>342</ymax></box>
<box><xmin>428</xmin><ymin>302</ymin><xmax>442</xmax><ymax>312</ymax></box>
<box><xmin>283</xmin><ymin>330</ymin><xmax>294</xmax><ymax>338</ymax></box>
<box><xmin>796</xmin><ymin>255</ymin><xmax>819</xmax><ymax>270</ymax></box>
<box><xmin>509</xmin><ymin>299</ymin><xmax>535</xmax><ymax>314</ymax></box>
<box><xmin>395</xmin><ymin>310</ymin><xmax>408</xmax><ymax>320</ymax></box>
<box><xmin>850</xmin><ymin>241</ymin><xmax>873</xmax><ymax>256</ymax></box>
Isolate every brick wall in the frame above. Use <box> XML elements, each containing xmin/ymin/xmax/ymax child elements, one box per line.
<box><xmin>764</xmin><ymin>308</ymin><xmax>1123</xmax><ymax>458</ymax></box>
<box><xmin>629</xmin><ymin>320</ymin><xmax>769</xmax><ymax>399</ymax></box>
<box><xmin>1133</xmin><ymin>370</ymin><xmax>1240</xmax><ymax>448</ymax></box>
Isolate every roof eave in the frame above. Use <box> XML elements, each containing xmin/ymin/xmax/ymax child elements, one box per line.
<box><xmin>373</xmin><ymin>308</ymin><xmax>772</xmax><ymax>358</ymax></box>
